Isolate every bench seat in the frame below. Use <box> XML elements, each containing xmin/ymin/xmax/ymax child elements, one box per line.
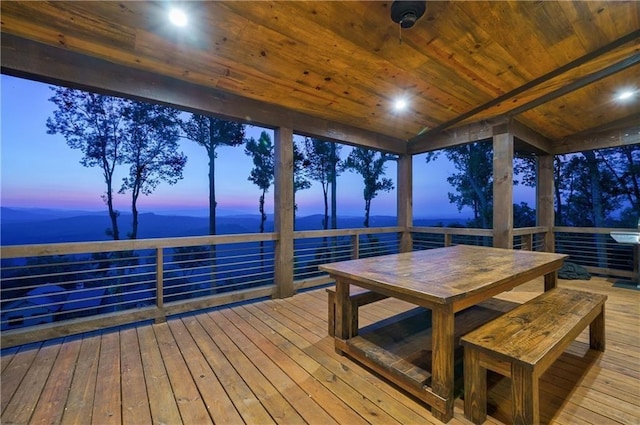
<box><xmin>326</xmin><ymin>286</ymin><xmax>388</xmax><ymax>337</ymax></box>
<box><xmin>461</xmin><ymin>287</ymin><xmax>606</xmax><ymax>425</ymax></box>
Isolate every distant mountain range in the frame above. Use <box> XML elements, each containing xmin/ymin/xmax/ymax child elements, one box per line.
<box><xmin>0</xmin><ymin>207</ymin><xmax>467</xmax><ymax>246</ymax></box>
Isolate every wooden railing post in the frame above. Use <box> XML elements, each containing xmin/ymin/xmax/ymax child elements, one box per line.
<box><xmin>351</xmin><ymin>234</ymin><xmax>360</xmax><ymax>259</ymax></box>
<box><xmin>444</xmin><ymin>233</ymin><xmax>452</xmax><ymax>247</ymax></box>
<box><xmin>155</xmin><ymin>247</ymin><xmax>166</xmax><ymax>323</ymax></box>
<box><xmin>522</xmin><ymin>233</ymin><xmax>533</xmax><ymax>251</ymax></box>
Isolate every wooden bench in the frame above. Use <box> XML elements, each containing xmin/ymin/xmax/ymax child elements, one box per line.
<box><xmin>460</xmin><ymin>287</ymin><xmax>607</xmax><ymax>425</ymax></box>
<box><xmin>326</xmin><ymin>286</ymin><xmax>388</xmax><ymax>337</ymax></box>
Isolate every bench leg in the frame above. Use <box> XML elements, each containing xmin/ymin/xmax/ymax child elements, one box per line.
<box><xmin>590</xmin><ymin>305</ymin><xmax>606</xmax><ymax>351</ymax></box>
<box><xmin>511</xmin><ymin>364</ymin><xmax>539</xmax><ymax>425</ymax></box>
<box><xmin>464</xmin><ymin>348</ymin><xmax>487</xmax><ymax>425</ymax></box>
<box><xmin>350</xmin><ymin>300</ymin><xmax>359</xmax><ymax>337</ymax></box>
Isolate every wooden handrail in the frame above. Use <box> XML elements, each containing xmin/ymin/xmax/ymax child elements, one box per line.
<box><xmin>1</xmin><ymin>232</ymin><xmax>278</xmax><ymax>259</ymax></box>
<box><xmin>0</xmin><ymin>225</ymin><xmax>635</xmax><ymax>348</ymax></box>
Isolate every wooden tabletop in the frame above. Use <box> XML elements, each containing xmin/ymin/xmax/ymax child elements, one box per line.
<box><xmin>319</xmin><ymin>245</ymin><xmax>567</xmax><ymax>306</ymax></box>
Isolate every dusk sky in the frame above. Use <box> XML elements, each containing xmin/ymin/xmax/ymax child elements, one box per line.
<box><xmin>1</xmin><ymin>74</ymin><xmax>534</xmax><ymax>219</ymax></box>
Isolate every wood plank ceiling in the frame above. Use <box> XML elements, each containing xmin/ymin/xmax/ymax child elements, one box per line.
<box><xmin>1</xmin><ymin>1</ymin><xmax>639</xmax><ymax>155</ymax></box>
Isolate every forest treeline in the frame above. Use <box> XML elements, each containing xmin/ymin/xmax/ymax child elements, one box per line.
<box><xmin>47</xmin><ymin>87</ymin><xmax>639</xmax><ymax>240</ymax></box>
<box><xmin>427</xmin><ymin>142</ymin><xmax>638</xmax><ymax>229</ymax></box>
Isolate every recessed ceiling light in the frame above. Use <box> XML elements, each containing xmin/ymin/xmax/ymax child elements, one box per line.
<box><xmin>394</xmin><ymin>98</ymin><xmax>408</xmax><ymax>111</ymax></box>
<box><xmin>616</xmin><ymin>90</ymin><xmax>635</xmax><ymax>101</ymax></box>
<box><xmin>169</xmin><ymin>8</ymin><xmax>188</xmax><ymax>27</ymax></box>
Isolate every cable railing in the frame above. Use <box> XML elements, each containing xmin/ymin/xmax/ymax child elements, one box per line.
<box><xmin>0</xmin><ymin>233</ymin><xmax>277</xmax><ymax>346</ymax></box>
<box><xmin>513</xmin><ymin>227</ymin><xmax>548</xmax><ymax>251</ymax></box>
<box><xmin>1</xmin><ymin>225</ymin><xmax>635</xmax><ymax>347</ymax></box>
<box><xmin>554</xmin><ymin>226</ymin><xmax>636</xmax><ymax>279</ymax></box>
<box><xmin>411</xmin><ymin>226</ymin><xmax>494</xmax><ymax>250</ymax></box>
<box><xmin>292</xmin><ymin>227</ymin><xmax>402</xmax><ymax>289</ymax></box>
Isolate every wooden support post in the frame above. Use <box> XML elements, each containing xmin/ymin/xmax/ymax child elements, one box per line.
<box><xmin>397</xmin><ymin>154</ymin><xmax>413</xmax><ymax>252</ymax></box>
<box><xmin>351</xmin><ymin>235</ymin><xmax>360</xmax><ymax>259</ymax></box>
<box><xmin>493</xmin><ymin>132</ymin><xmax>514</xmax><ymax>249</ymax></box>
<box><xmin>274</xmin><ymin>127</ymin><xmax>295</xmax><ymax>299</ymax></box>
<box><xmin>537</xmin><ymin>154</ymin><xmax>555</xmax><ymax>252</ymax></box>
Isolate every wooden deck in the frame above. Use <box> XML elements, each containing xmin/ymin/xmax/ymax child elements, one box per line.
<box><xmin>2</xmin><ymin>277</ymin><xmax>639</xmax><ymax>425</ymax></box>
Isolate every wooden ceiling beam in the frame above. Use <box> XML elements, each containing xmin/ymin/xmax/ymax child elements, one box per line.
<box><xmin>407</xmin><ymin>118</ymin><xmax>507</xmax><ymax>154</ymax></box>
<box><xmin>506</xmin><ymin>55</ymin><xmax>640</xmax><ymax>118</ymax></box>
<box><xmin>508</xmin><ymin>120</ymin><xmax>554</xmax><ymax>155</ymax></box>
<box><xmin>408</xmin><ymin>29</ymin><xmax>640</xmax><ymax>151</ymax></box>
<box><xmin>1</xmin><ymin>34</ymin><xmax>407</xmax><ymax>154</ymax></box>
<box><xmin>553</xmin><ymin>113</ymin><xmax>640</xmax><ymax>154</ymax></box>
<box><xmin>407</xmin><ymin>117</ymin><xmax>554</xmax><ymax>155</ymax></box>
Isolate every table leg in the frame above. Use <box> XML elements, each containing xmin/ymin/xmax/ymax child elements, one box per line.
<box><xmin>590</xmin><ymin>305</ymin><xmax>606</xmax><ymax>351</ymax></box>
<box><xmin>431</xmin><ymin>304</ymin><xmax>455</xmax><ymax>423</ymax></box>
<box><xmin>334</xmin><ymin>279</ymin><xmax>352</xmax><ymax>354</ymax></box>
<box><xmin>544</xmin><ymin>270</ymin><xmax>557</xmax><ymax>291</ymax></box>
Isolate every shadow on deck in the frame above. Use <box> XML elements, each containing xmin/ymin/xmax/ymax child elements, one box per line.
<box><xmin>1</xmin><ymin>277</ymin><xmax>639</xmax><ymax>424</ymax></box>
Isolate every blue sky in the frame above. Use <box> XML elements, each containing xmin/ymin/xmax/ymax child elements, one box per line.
<box><xmin>1</xmin><ymin>74</ymin><xmax>534</xmax><ymax>219</ymax></box>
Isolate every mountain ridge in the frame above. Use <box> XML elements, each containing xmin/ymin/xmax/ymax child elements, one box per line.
<box><xmin>0</xmin><ymin>207</ymin><xmax>466</xmax><ymax>245</ymax></box>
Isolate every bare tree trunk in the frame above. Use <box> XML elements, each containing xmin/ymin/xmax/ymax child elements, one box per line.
<box><xmin>364</xmin><ymin>199</ymin><xmax>371</xmax><ymax>228</ymax></box>
<box><xmin>330</xmin><ymin>143</ymin><xmax>338</xmax><ymax>229</ymax></box>
<box><xmin>259</xmin><ymin>191</ymin><xmax>266</xmax><ymax>271</ymax></box>
<box><xmin>105</xmin><ymin>180</ymin><xmax>120</xmax><ymax>240</ymax></box>
<box><xmin>208</xmin><ymin>122</ymin><xmax>217</xmax><ymax>236</ymax></box>
<box><xmin>131</xmin><ymin>188</ymin><xmax>140</xmax><ymax>239</ymax></box>
<box><xmin>583</xmin><ymin>151</ymin><xmax>607</xmax><ymax>268</ymax></box>
<box><xmin>322</xmin><ymin>185</ymin><xmax>329</xmax><ymax>230</ymax></box>
<box><xmin>554</xmin><ymin>156</ymin><xmax>564</xmax><ymax>225</ymax></box>
<box><xmin>207</xmin><ymin>124</ymin><xmax>218</xmax><ymax>289</ymax></box>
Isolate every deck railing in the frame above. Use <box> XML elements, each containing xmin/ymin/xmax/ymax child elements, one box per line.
<box><xmin>0</xmin><ymin>227</ymin><xmax>402</xmax><ymax>346</ymax></box>
<box><xmin>554</xmin><ymin>226</ymin><xmax>636</xmax><ymax>280</ymax></box>
<box><xmin>411</xmin><ymin>226</ymin><xmax>494</xmax><ymax>249</ymax></box>
<box><xmin>0</xmin><ymin>225</ymin><xmax>635</xmax><ymax>347</ymax></box>
<box><xmin>292</xmin><ymin>227</ymin><xmax>402</xmax><ymax>289</ymax></box>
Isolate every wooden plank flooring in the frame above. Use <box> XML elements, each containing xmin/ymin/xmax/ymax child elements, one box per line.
<box><xmin>1</xmin><ymin>277</ymin><xmax>639</xmax><ymax>424</ymax></box>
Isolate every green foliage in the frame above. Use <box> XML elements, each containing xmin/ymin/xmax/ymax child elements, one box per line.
<box><xmin>293</xmin><ymin>141</ymin><xmax>311</xmax><ymax>213</ymax></box>
<box><xmin>426</xmin><ymin>142</ymin><xmax>535</xmax><ymax>229</ymax></box>
<box><xmin>117</xmin><ymin>103</ymin><xmax>186</xmax><ymax>239</ymax></box>
<box><xmin>553</xmin><ymin>146</ymin><xmax>638</xmax><ymax>227</ymax></box>
<box><xmin>47</xmin><ymin>88</ymin><xmax>187</xmax><ymax>240</ymax></box>
<box><xmin>180</xmin><ymin>115</ymin><xmax>246</xmax><ymax>154</ymax></box>
<box><xmin>556</xmin><ymin>151</ymin><xmax>624</xmax><ymax>226</ymax></box>
<box><xmin>46</xmin><ymin>87</ymin><xmax>127</xmax><ymax>239</ymax></box>
<box><xmin>118</xmin><ymin>103</ymin><xmax>185</xmax><ymax>195</ymax></box>
<box><xmin>513</xmin><ymin>202</ymin><xmax>536</xmax><ymax>227</ymax></box>
<box><xmin>513</xmin><ymin>153</ymin><xmax>537</xmax><ymax>187</ymax></box>
<box><xmin>245</xmin><ymin>131</ymin><xmax>274</xmax><ymax>233</ymax></box>
<box><xmin>301</xmin><ymin>137</ymin><xmax>342</xmax><ymax>229</ymax></box>
<box><xmin>428</xmin><ymin>142</ymin><xmax>493</xmax><ymax>228</ymax></box>
<box><xmin>596</xmin><ymin>145</ymin><xmax>640</xmax><ymax>226</ymax></box>
<box><xmin>180</xmin><ymin>115</ymin><xmax>246</xmax><ymax>234</ymax></box>
<box><xmin>343</xmin><ymin>147</ymin><xmax>394</xmax><ymax>227</ymax></box>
